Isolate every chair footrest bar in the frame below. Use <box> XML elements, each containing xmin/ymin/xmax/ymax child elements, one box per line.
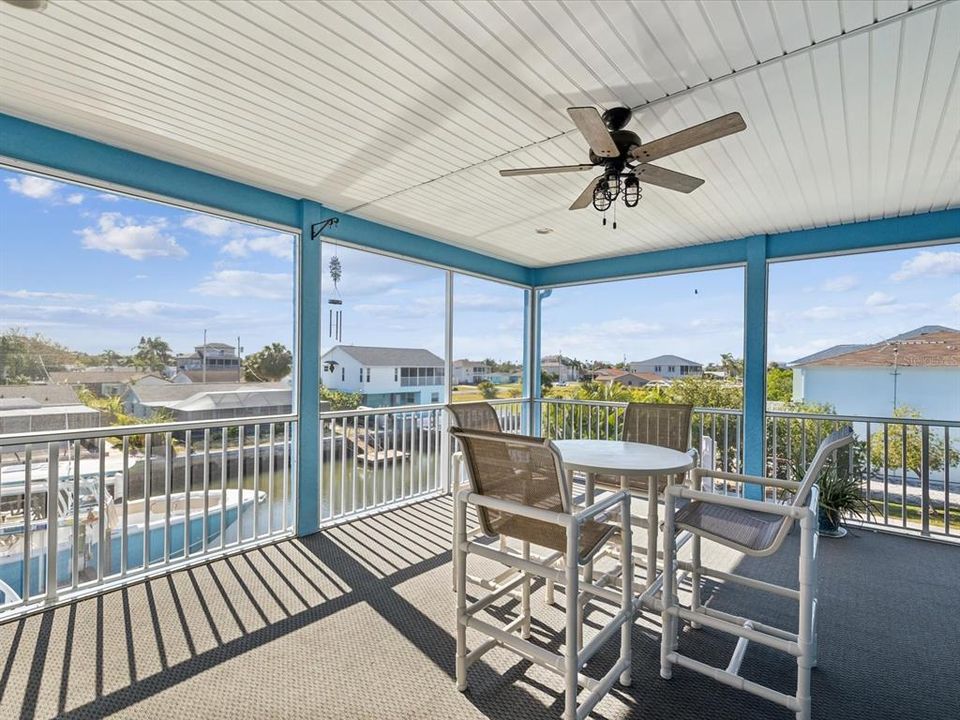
<box><xmin>668</xmin><ymin>652</ymin><xmax>799</xmax><ymax>711</ymax></box>
<box><xmin>467</xmin><ymin>542</ymin><xmax>566</xmax><ymax>584</ymax></box>
<box><xmin>466</xmin><ymin>616</ymin><xmax>564</xmax><ymax>673</ymax></box>
<box><xmin>694</xmin><ymin>605</ymin><xmax>799</xmax><ymax>643</ymax></box>
<box><xmin>465</xmin><ymin>572</ymin><xmax>528</xmax><ymax>617</ymax></box>
<box><xmin>725</xmin><ymin>621</ymin><xmax>753</xmax><ymax>675</ymax></box>
<box><xmin>464</xmin><ymin>615</ymin><xmax>524</xmax><ymax>667</ymax></box>
<box><xmin>678</xmin><ymin>561</ymin><xmax>800</xmax><ymax>600</ymax></box>
<box><xmin>669</xmin><ymin>606</ymin><xmax>799</xmax><ymax>655</ymax></box>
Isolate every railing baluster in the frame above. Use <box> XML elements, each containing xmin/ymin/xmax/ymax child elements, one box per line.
<box><xmin>144</xmin><ymin>433</ymin><xmax>152</xmax><ymax>567</ymax></box>
<box><xmin>74</xmin><ymin>440</ymin><xmax>82</xmax><ymax>588</ymax></box>
<box><xmin>202</xmin><ymin>429</ymin><xmax>210</xmax><ymax>553</ymax></box>
<box><xmin>944</xmin><ymin>427</ymin><xmax>951</xmax><ymax>536</ymax></box>
<box><xmin>253</xmin><ymin>424</ymin><xmax>260</xmax><ymax>539</ymax></box>
<box><xmin>220</xmin><ymin>426</ymin><xmax>227</xmax><ymax>551</ymax></box>
<box><xmin>920</xmin><ymin>425</ymin><xmax>930</xmax><ymax>536</ymax></box>
<box><xmin>98</xmin><ymin>438</ymin><xmax>107</xmax><ymax>579</ymax></box>
<box><xmin>164</xmin><ymin>432</ymin><xmax>172</xmax><ymax>562</ymax></box>
<box><xmin>46</xmin><ymin>442</ymin><xmax>59</xmax><ymax>602</ymax></box>
<box><xmin>185</xmin><ymin>429</ymin><xmax>193</xmax><ymax>557</ymax></box>
<box><xmin>268</xmin><ymin>423</ymin><xmax>275</xmax><ymax>535</ymax></box>
<box><xmin>901</xmin><ymin>424</ymin><xmax>908</xmax><ymax>529</ymax></box>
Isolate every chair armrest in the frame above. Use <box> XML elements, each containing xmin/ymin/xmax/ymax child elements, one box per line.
<box><xmin>691</xmin><ymin>467</ymin><xmax>801</xmax><ymax>491</ymax></box>
<box><xmin>574</xmin><ymin>489</ymin><xmax>630</xmax><ymax>524</ymax></box>
<box><xmin>665</xmin><ymin>486</ymin><xmax>804</xmax><ymax>518</ymax></box>
<box><xmin>460</xmin><ymin>489</ymin><xmax>571</xmax><ymax>526</ymax></box>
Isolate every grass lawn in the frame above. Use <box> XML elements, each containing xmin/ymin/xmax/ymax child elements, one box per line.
<box><xmin>867</xmin><ymin>499</ymin><xmax>960</xmax><ymax>530</ymax></box>
<box><xmin>452</xmin><ymin>383</ymin><xmax>521</xmax><ymax>402</ymax></box>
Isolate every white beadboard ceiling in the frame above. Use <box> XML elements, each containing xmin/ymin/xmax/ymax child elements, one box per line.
<box><xmin>1</xmin><ymin>0</ymin><xmax>958</xmax><ymax>267</ymax></box>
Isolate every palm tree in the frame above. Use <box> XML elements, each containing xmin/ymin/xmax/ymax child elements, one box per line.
<box><xmin>243</xmin><ymin>342</ymin><xmax>292</xmax><ymax>381</ymax></box>
<box><xmin>132</xmin><ymin>336</ymin><xmax>172</xmax><ymax>372</ymax></box>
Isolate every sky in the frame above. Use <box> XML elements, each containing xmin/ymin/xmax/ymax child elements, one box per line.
<box><xmin>2</xmin><ymin>166</ymin><xmax>958</xmax><ymax>367</ymax></box>
<box><xmin>0</xmin><ymin>167</ymin><xmax>295</xmax><ymax>357</ymax></box>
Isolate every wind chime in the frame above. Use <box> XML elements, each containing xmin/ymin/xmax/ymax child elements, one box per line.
<box><xmin>312</xmin><ymin>216</ymin><xmax>344</xmax><ymax>343</ymax></box>
<box><xmin>328</xmin><ymin>251</ymin><xmax>343</xmax><ymax>342</ymax></box>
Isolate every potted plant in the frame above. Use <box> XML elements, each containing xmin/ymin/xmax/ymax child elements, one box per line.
<box><xmin>816</xmin><ymin>461</ymin><xmax>868</xmax><ymax>538</ymax></box>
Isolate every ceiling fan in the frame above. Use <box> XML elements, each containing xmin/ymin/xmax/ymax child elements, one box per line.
<box><xmin>499</xmin><ymin>107</ymin><xmax>746</xmax><ymax>212</ymax></box>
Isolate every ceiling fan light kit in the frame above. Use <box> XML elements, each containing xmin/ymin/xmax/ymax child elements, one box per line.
<box><xmin>500</xmin><ymin>106</ymin><xmax>747</xmax><ymax>223</ymax></box>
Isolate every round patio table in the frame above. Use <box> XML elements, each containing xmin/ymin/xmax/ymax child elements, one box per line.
<box><xmin>553</xmin><ymin>439</ymin><xmax>696</xmax><ymax>601</ymax></box>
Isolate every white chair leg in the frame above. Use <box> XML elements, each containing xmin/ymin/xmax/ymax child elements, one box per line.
<box><xmin>521</xmin><ymin>540</ymin><xmax>531</xmax><ymax>639</ymax></box>
<box><xmin>660</xmin><ymin>497</ymin><xmax>677</xmax><ymax>680</ymax></box>
<box><xmin>619</xmin><ymin>493</ymin><xmax>633</xmax><ymax>687</ymax></box>
<box><xmin>454</xmin><ymin>491</ymin><xmax>469</xmax><ymax>692</ymax></box>
<box><xmin>564</xmin><ymin>529</ymin><xmax>580</xmax><ymax>720</ymax></box>
<box><xmin>795</xmin><ymin>512</ymin><xmax>816</xmax><ymax>720</ymax></box>
<box><xmin>578</xmin><ymin>474</ymin><xmax>595</xmax><ymax>648</ymax></box>
<box><xmin>690</xmin><ymin>534</ymin><xmax>702</xmax><ymax>630</ymax></box>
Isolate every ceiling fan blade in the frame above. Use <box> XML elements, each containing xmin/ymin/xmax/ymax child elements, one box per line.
<box><xmin>633</xmin><ymin>164</ymin><xmax>705</xmax><ymax>193</ymax></box>
<box><xmin>569</xmin><ymin>176</ymin><xmax>601</xmax><ymax>211</ymax></box>
<box><xmin>499</xmin><ymin>164</ymin><xmax>595</xmax><ymax>177</ymax></box>
<box><xmin>629</xmin><ymin>112</ymin><xmax>746</xmax><ymax>163</ymax></box>
<box><xmin>567</xmin><ymin>107</ymin><xmax>619</xmax><ymax>158</ymax></box>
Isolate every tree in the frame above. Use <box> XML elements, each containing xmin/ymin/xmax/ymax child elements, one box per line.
<box><xmin>477</xmin><ymin>379</ymin><xmax>497</xmax><ymax>399</ymax></box>
<box><xmin>869</xmin><ymin>406</ymin><xmax>959</xmax><ymax>478</ymax></box>
<box><xmin>1</xmin><ymin>329</ymin><xmax>78</xmax><ymax>382</ymax></box>
<box><xmin>132</xmin><ymin>336</ymin><xmax>172</xmax><ymax>372</ymax></box>
<box><xmin>244</xmin><ymin>343</ymin><xmax>292</xmax><ymax>381</ymax></box>
<box><xmin>767</xmin><ymin>366</ymin><xmax>794</xmax><ymax>402</ymax></box>
<box><xmin>101</xmin><ymin>349</ymin><xmax>124</xmax><ymax>367</ymax></box>
<box><xmin>320</xmin><ymin>385</ymin><xmax>361</xmax><ymax>411</ymax></box>
<box><xmin>719</xmin><ymin>353</ymin><xmax>744</xmax><ymax>379</ymax></box>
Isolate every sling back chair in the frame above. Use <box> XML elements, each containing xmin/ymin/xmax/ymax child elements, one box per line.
<box><xmin>452</xmin><ymin>427</ymin><xmax>635</xmax><ymax>720</ymax></box>
<box><xmin>448</xmin><ymin>402</ymin><xmax>564</xmax><ymax>593</ymax></box>
<box><xmin>590</xmin><ymin>402</ymin><xmax>696</xmax><ymax>594</ymax></box>
<box><xmin>660</xmin><ymin>426</ymin><xmax>855</xmax><ymax>720</ymax></box>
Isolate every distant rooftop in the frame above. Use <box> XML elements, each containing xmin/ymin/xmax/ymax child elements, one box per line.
<box><xmin>630</xmin><ymin>354</ymin><xmax>702</xmax><ymax>366</ymax></box>
<box><xmin>790</xmin><ymin>327</ymin><xmax>960</xmax><ymax>368</ymax></box>
<box><xmin>0</xmin><ymin>384</ymin><xmax>81</xmax><ymax>406</ymax></box>
<box><xmin>126</xmin><ymin>382</ymin><xmax>288</xmax><ymax>404</ymax></box>
<box><xmin>324</xmin><ymin>346</ymin><xmax>443</xmax><ymax>367</ymax></box>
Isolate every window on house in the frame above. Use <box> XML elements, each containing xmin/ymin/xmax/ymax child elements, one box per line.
<box><xmin>394</xmin><ymin>368</ymin><xmax>398</xmax><ymax>381</ymax></box>
<box><xmin>341</xmin><ymin>367</ymin><xmax>345</xmax><ymax>381</ymax></box>
<box><xmin>366</xmin><ymin>368</ymin><xmax>371</xmax><ymax>382</ymax></box>
<box><xmin>359</xmin><ymin>369</ymin><xmax>363</xmax><ymax>382</ymax></box>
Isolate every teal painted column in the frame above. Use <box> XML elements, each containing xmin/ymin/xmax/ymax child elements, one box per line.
<box><xmin>743</xmin><ymin>235</ymin><xmax>769</xmax><ymax>498</ymax></box>
<box><xmin>296</xmin><ymin>200</ymin><xmax>324</xmax><ymax>535</ymax></box>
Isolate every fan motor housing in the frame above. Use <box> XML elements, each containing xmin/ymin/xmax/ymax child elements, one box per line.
<box><xmin>588</xmin><ymin>129</ymin><xmax>641</xmax><ymax>165</ymax></box>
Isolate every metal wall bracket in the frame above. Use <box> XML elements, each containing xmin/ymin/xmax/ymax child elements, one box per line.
<box><xmin>311</xmin><ymin>217</ymin><xmax>339</xmax><ymax>240</ymax></box>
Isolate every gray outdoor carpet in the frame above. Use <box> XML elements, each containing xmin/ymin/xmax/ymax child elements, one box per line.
<box><xmin>0</xmin><ymin>495</ymin><xmax>956</xmax><ymax>720</ymax></box>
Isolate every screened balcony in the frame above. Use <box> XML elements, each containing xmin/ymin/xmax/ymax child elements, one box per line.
<box><xmin>0</xmin><ymin>1</ymin><xmax>958</xmax><ymax>719</ymax></box>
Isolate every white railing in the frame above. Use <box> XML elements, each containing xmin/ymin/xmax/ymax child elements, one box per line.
<box><xmin>318</xmin><ymin>404</ymin><xmax>444</xmax><ymax>526</ymax></box>
<box><xmin>766</xmin><ymin>411</ymin><xmax>959</xmax><ymax>540</ymax></box>
<box><xmin>538</xmin><ymin>398</ymin><xmax>744</xmax><ymax>474</ymax></box>
<box><xmin>0</xmin><ymin>414</ymin><xmax>297</xmax><ymax>617</ymax></box>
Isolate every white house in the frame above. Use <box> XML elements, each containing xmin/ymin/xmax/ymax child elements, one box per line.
<box><xmin>789</xmin><ymin>326</ymin><xmax>960</xmax><ymax>419</ymax></box>
<box><xmin>541</xmin><ymin>355</ymin><xmax>579</xmax><ymax>383</ymax></box>
<box><xmin>628</xmin><ymin>355</ymin><xmax>702</xmax><ymax>379</ymax></box>
<box><xmin>321</xmin><ymin>346</ymin><xmax>445</xmax><ymax>408</ymax></box>
<box><xmin>453</xmin><ymin>359</ymin><xmax>490</xmax><ymax>385</ymax></box>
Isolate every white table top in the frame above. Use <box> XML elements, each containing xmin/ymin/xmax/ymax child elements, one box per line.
<box><xmin>553</xmin><ymin>439</ymin><xmax>696</xmax><ymax>476</ymax></box>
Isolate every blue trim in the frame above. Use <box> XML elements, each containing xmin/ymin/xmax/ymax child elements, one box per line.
<box><xmin>296</xmin><ymin>200</ymin><xmax>324</xmax><ymax>536</ymax></box>
<box><xmin>742</xmin><ymin>236</ymin><xmax>768</xmax><ymax>498</ymax></box>
<box><xmin>533</xmin><ymin>210</ymin><xmax>960</xmax><ymax>287</ymax></box>
<box><xmin>318</xmin><ymin>212</ymin><xmax>531</xmax><ymax>286</ymax></box>
<box><xmin>768</xmin><ymin>209</ymin><xmax>960</xmax><ymax>259</ymax></box>
<box><xmin>0</xmin><ymin>113</ymin><xmax>530</xmax><ymax>285</ymax></box>
<box><xmin>533</xmin><ymin>238</ymin><xmax>746</xmax><ymax>287</ymax></box>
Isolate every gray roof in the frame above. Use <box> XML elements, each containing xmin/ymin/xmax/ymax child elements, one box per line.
<box><xmin>0</xmin><ymin>384</ymin><xmax>82</xmax><ymax>406</ymax></box>
<box><xmin>126</xmin><ymin>382</ymin><xmax>288</xmax><ymax>404</ymax></box>
<box><xmin>631</xmin><ymin>354</ymin><xmax>702</xmax><ymax>366</ymax></box>
<box><xmin>325</xmin><ymin>346</ymin><xmax>443</xmax><ymax>367</ymax></box>
<box><xmin>48</xmin><ymin>369</ymin><xmax>152</xmax><ymax>384</ymax></box>
<box><xmin>789</xmin><ymin>326</ymin><xmax>960</xmax><ymax>366</ymax></box>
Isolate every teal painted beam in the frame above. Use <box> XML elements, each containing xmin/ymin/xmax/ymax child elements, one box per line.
<box><xmin>0</xmin><ymin>113</ymin><xmax>531</xmax><ymax>285</ymax></box>
<box><xmin>742</xmin><ymin>235</ymin><xmax>768</xmax><ymax>498</ymax></box>
<box><xmin>532</xmin><ymin>210</ymin><xmax>960</xmax><ymax>287</ymax></box>
<box><xmin>318</xmin><ymin>212</ymin><xmax>532</xmax><ymax>286</ymax></box>
<box><xmin>533</xmin><ymin>237</ymin><xmax>746</xmax><ymax>287</ymax></box>
<box><xmin>768</xmin><ymin>209</ymin><xmax>960</xmax><ymax>259</ymax></box>
<box><xmin>296</xmin><ymin>200</ymin><xmax>324</xmax><ymax>536</ymax></box>
<box><xmin>0</xmin><ymin>113</ymin><xmax>298</xmax><ymax>228</ymax></box>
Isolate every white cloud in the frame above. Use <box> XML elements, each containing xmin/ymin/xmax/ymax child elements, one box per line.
<box><xmin>78</xmin><ymin>213</ymin><xmax>187</xmax><ymax>260</ymax></box>
<box><xmin>890</xmin><ymin>250</ymin><xmax>960</xmax><ymax>282</ymax></box>
<box><xmin>865</xmin><ymin>291</ymin><xmax>895</xmax><ymax>307</ymax></box>
<box><xmin>0</xmin><ymin>289</ymin><xmax>94</xmax><ymax>301</ymax></box>
<box><xmin>65</xmin><ymin>193</ymin><xmax>84</xmax><ymax>205</ymax></box>
<box><xmin>820</xmin><ymin>274</ymin><xmax>859</xmax><ymax>292</ymax></box>
<box><xmin>97</xmin><ymin>193</ymin><xmax>120</xmax><ymax>202</ymax></box>
<box><xmin>949</xmin><ymin>293</ymin><xmax>960</xmax><ymax>313</ymax></box>
<box><xmin>183</xmin><ymin>214</ymin><xmax>234</xmax><ymax>237</ymax></box>
<box><xmin>193</xmin><ymin>270</ymin><xmax>292</xmax><ymax>300</ymax></box>
<box><xmin>221</xmin><ymin>233</ymin><xmax>293</xmax><ymax>260</ymax></box>
<box><xmin>108</xmin><ymin>300</ymin><xmax>216</xmax><ymax>320</ymax></box>
<box><xmin>800</xmin><ymin>305</ymin><xmax>844</xmax><ymax>321</ymax></box>
<box><xmin>5</xmin><ymin>176</ymin><xmax>62</xmax><ymax>199</ymax></box>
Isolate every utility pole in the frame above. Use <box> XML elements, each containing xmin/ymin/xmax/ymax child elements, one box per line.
<box><xmin>890</xmin><ymin>343</ymin><xmax>900</xmax><ymax>413</ymax></box>
<box><xmin>202</xmin><ymin>328</ymin><xmax>207</xmax><ymax>383</ymax></box>
<box><xmin>237</xmin><ymin>336</ymin><xmax>242</xmax><ymax>382</ymax></box>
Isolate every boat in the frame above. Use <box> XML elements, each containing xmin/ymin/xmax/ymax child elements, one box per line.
<box><xmin>0</xmin><ymin>468</ymin><xmax>263</xmax><ymax>605</ymax></box>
